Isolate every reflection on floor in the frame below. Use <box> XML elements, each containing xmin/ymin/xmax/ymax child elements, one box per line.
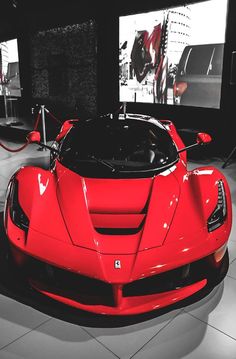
<box><xmin>0</xmin><ymin>137</ymin><xmax>236</xmax><ymax>359</ymax></box>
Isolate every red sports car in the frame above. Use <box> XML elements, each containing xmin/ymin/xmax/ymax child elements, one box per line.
<box><xmin>3</xmin><ymin>113</ymin><xmax>232</xmax><ymax>315</ymax></box>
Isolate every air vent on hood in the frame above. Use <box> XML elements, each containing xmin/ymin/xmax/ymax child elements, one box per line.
<box><xmin>95</xmin><ymin>227</ymin><xmax>141</xmax><ymax>235</ymax></box>
<box><xmin>90</xmin><ymin>213</ymin><xmax>145</xmax><ymax>235</ymax></box>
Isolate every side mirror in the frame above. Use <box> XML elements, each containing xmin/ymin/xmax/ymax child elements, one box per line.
<box><xmin>27</xmin><ymin>131</ymin><xmax>41</xmax><ymax>143</ymax></box>
<box><xmin>56</xmin><ymin>119</ymin><xmax>79</xmax><ymax>142</ymax></box>
<box><xmin>26</xmin><ymin>130</ymin><xmax>59</xmax><ymax>153</ymax></box>
<box><xmin>196</xmin><ymin>132</ymin><xmax>212</xmax><ymax>145</ymax></box>
<box><xmin>178</xmin><ymin>132</ymin><xmax>212</xmax><ymax>153</ymax></box>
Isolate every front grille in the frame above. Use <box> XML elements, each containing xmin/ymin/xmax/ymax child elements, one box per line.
<box><xmin>123</xmin><ymin>258</ymin><xmax>207</xmax><ymax>297</ymax></box>
<box><xmin>14</xmin><ymin>250</ymin><xmax>212</xmax><ymax>308</ymax></box>
<box><xmin>25</xmin><ymin>257</ymin><xmax>114</xmax><ymax>306</ymax></box>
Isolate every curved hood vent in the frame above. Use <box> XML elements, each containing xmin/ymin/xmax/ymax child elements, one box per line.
<box><xmin>91</xmin><ymin>213</ymin><xmax>146</xmax><ymax>235</ymax></box>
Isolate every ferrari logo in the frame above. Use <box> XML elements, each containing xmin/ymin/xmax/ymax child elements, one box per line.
<box><xmin>114</xmin><ymin>260</ymin><xmax>121</xmax><ymax>269</ymax></box>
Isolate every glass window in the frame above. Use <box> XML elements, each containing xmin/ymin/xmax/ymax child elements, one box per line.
<box><xmin>58</xmin><ymin>119</ymin><xmax>178</xmax><ymax>178</ymax></box>
<box><xmin>185</xmin><ymin>46</ymin><xmax>213</xmax><ymax>75</ymax></box>
<box><xmin>208</xmin><ymin>44</ymin><xmax>224</xmax><ymax>75</ymax></box>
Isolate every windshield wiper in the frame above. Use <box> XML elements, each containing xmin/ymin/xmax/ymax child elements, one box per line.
<box><xmin>88</xmin><ymin>155</ymin><xmax>116</xmax><ymax>172</ymax></box>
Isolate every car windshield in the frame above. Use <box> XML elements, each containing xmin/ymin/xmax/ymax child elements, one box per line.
<box><xmin>58</xmin><ymin>118</ymin><xmax>178</xmax><ymax>178</ymax></box>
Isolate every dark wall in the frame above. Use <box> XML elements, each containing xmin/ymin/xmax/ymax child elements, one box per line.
<box><xmin>30</xmin><ymin>21</ymin><xmax>97</xmax><ymax>119</ymax></box>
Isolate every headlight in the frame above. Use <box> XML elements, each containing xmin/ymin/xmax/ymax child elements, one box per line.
<box><xmin>207</xmin><ymin>180</ymin><xmax>227</xmax><ymax>232</ymax></box>
<box><xmin>9</xmin><ymin>179</ymin><xmax>29</xmax><ymax>232</ymax></box>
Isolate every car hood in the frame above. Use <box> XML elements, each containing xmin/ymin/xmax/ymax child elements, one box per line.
<box><xmin>55</xmin><ymin>163</ymin><xmax>180</xmax><ymax>253</ymax></box>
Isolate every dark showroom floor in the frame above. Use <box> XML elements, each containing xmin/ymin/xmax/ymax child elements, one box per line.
<box><xmin>0</xmin><ymin>134</ymin><xmax>236</xmax><ymax>359</ymax></box>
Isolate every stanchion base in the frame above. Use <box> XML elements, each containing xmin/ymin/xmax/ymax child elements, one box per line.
<box><xmin>37</xmin><ymin>146</ymin><xmax>48</xmax><ymax>152</ymax></box>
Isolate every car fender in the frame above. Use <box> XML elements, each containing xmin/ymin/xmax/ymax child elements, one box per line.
<box><xmin>165</xmin><ymin>165</ymin><xmax>232</xmax><ymax>245</ymax></box>
<box><xmin>7</xmin><ymin>166</ymin><xmax>71</xmax><ymax>244</ymax></box>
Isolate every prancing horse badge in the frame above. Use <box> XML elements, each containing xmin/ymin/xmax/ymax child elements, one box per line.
<box><xmin>114</xmin><ymin>260</ymin><xmax>121</xmax><ymax>269</ymax></box>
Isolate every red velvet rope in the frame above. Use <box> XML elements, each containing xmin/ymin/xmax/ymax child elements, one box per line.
<box><xmin>45</xmin><ymin>108</ymin><xmax>62</xmax><ymax>124</ymax></box>
<box><xmin>33</xmin><ymin>110</ymin><xmax>42</xmax><ymax>130</ymax></box>
<box><xmin>0</xmin><ymin>106</ymin><xmax>61</xmax><ymax>153</ymax></box>
<box><xmin>0</xmin><ymin>140</ymin><xmax>29</xmax><ymax>153</ymax></box>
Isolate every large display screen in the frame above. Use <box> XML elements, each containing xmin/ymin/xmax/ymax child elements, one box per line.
<box><xmin>0</xmin><ymin>38</ymin><xmax>21</xmax><ymax>97</ymax></box>
<box><xmin>119</xmin><ymin>0</ymin><xmax>228</xmax><ymax>109</ymax></box>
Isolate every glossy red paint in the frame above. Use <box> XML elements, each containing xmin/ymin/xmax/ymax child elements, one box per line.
<box><xmin>197</xmin><ymin>132</ymin><xmax>212</xmax><ymax>144</ymax></box>
<box><xmin>90</xmin><ymin>213</ymin><xmax>145</xmax><ymax>229</ymax></box>
<box><xmin>6</xmin><ymin>209</ymin><xmax>230</xmax><ymax>284</ymax></box>
<box><xmin>160</xmin><ymin>119</ymin><xmax>187</xmax><ymax>162</ymax></box>
<box><xmin>4</xmin><ymin>114</ymin><xmax>232</xmax><ymax>315</ymax></box>
<box><xmin>26</xmin><ymin>131</ymin><xmax>41</xmax><ymax>143</ymax></box>
<box><xmin>55</xmin><ymin>119</ymin><xmax>79</xmax><ymax>142</ymax></box>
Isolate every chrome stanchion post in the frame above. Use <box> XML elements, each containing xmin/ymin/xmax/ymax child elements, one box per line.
<box><xmin>41</xmin><ymin>104</ymin><xmax>47</xmax><ymax>150</ymax></box>
<box><xmin>123</xmin><ymin>101</ymin><xmax>127</xmax><ymax>119</ymax></box>
<box><xmin>3</xmin><ymin>85</ymin><xmax>8</xmax><ymax>121</ymax></box>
